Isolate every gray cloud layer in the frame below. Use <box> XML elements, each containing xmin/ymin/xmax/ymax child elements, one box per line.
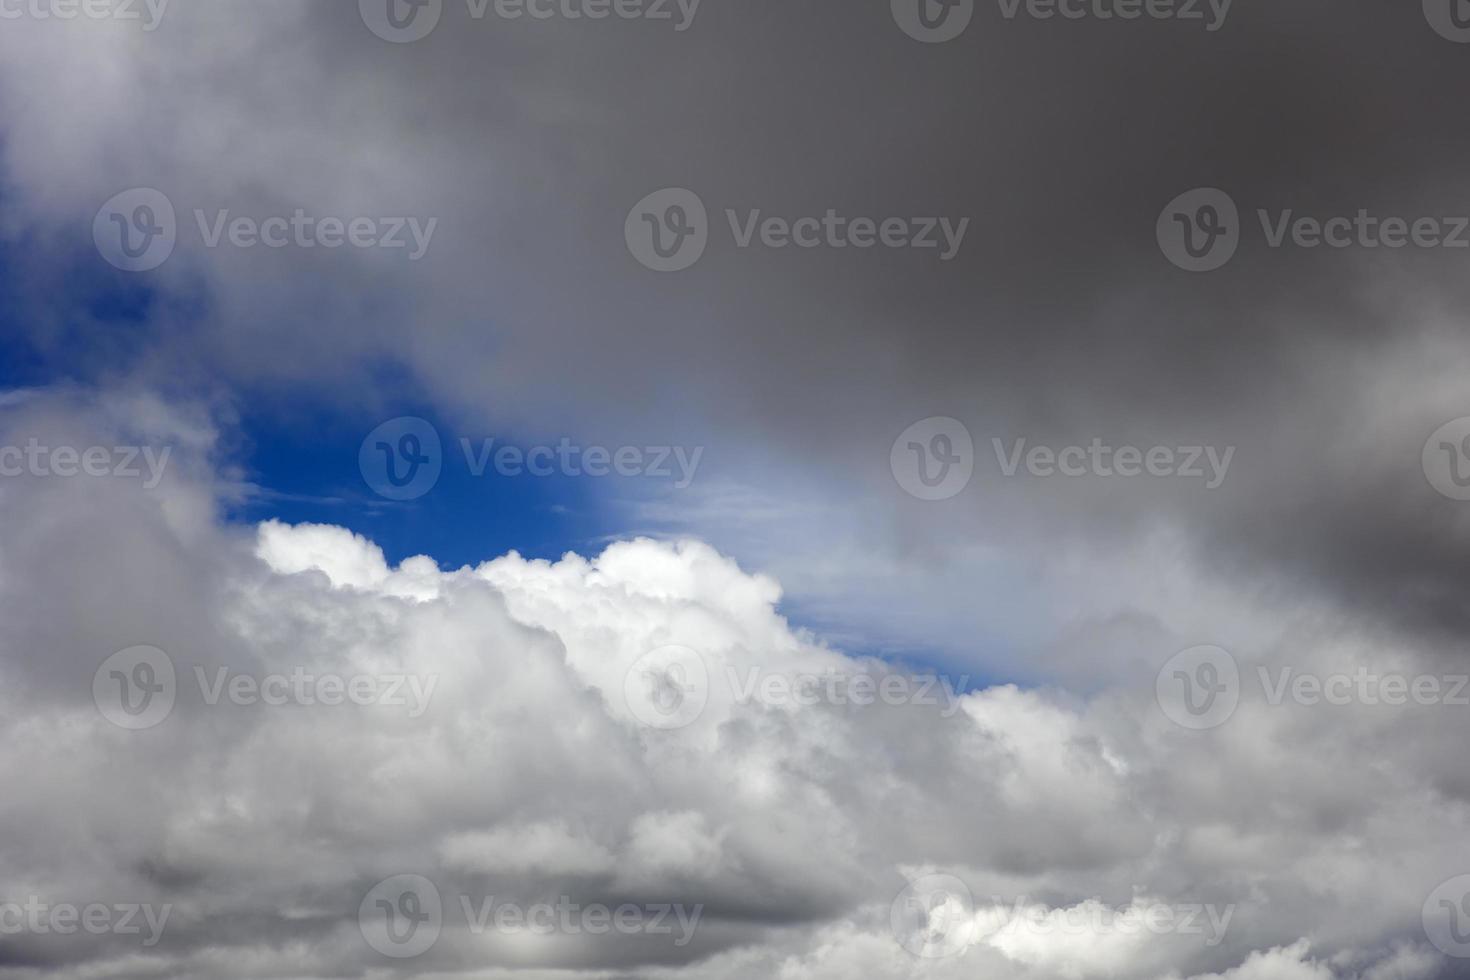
<box><xmin>0</xmin><ymin>393</ymin><xmax>1465</xmax><ymax>980</ymax></box>
<box><xmin>5</xmin><ymin>0</ymin><xmax>1470</xmax><ymax>645</ymax></box>
<box><xmin>2</xmin><ymin>1</ymin><xmax>1470</xmax><ymax>976</ymax></box>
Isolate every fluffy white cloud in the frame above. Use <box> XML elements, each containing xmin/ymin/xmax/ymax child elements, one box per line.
<box><xmin>0</xmin><ymin>391</ymin><xmax>1463</xmax><ymax>980</ymax></box>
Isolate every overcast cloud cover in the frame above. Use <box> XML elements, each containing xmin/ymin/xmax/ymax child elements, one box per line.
<box><xmin>3</xmin><ymin>0</ymin><xmax>1470</xmax><ymax>977</ymax></box>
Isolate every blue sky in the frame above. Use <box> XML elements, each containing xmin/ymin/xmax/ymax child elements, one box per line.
<box><xmin>0</xmin><ymin>259</ymin><xmax>616</xmax><ymax>570</ymax></box>
<box><xmin>0</xmin><ymin>273</ymin><xmax>1005</xmax><ymax>683</ymax></box>
<box><xmin>3</xmin><ymin>6</ymin><xmax>1469</xmax><ymax>978</ymax></box>
<box><xmin>229</xmin><ymin>400</ymin><xmax>619</xmax><ymax>569</ymax></box>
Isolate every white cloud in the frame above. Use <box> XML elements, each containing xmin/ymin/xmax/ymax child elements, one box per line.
<box><xmin>0</xmin><ymin>391</ymin><xmax>1463</xmax><ymax>980</ymax></box>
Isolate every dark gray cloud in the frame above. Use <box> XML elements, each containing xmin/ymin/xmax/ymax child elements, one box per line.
<box><xmin>2</xmin><ymin>3</ymin><xmax>1470</xmax><ymax>977</ymax></box>
<box><xmin>6</xmin><ymin>0</ymin><xmax>1470</xmax><ymax>650</ymax></box>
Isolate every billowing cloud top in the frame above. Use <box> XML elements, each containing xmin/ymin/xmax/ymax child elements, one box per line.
<box><xmin>3</xmin><ymin>0</ymin><xmax>1470</xmax><ymax>976</ymax></box>
<box><xmin>0</xmin><ymin>393</ymin><xmax>1465</xmax><ymax>980</ymax></box>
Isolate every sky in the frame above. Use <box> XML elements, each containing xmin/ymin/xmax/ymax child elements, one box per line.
<box><xmin>4</xmin><ymin>0</ymin><xmax>1470</xmax><ymax>978</ymax></box>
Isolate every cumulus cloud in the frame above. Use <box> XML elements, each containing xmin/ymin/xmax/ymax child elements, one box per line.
<box><xmin>0</xmin><ymin>391</ymin><xmax>1464</xmax><ymax>980</ymax></box>
<box><xmin>2</xmin><ymin>0</ymin><xmax>1468</xmax><ymax>974</ymax></box>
